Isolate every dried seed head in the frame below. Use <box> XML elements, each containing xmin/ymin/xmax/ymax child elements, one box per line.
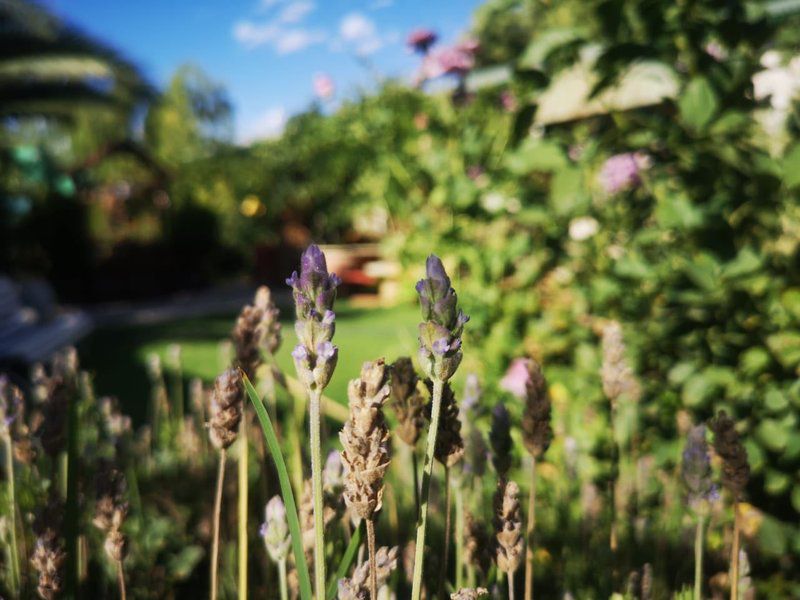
<box><xmin>600</xmin><ymin>321</ymin><xmax>641</xmax><ymax>408</ymax></box>
<box><xmin>710</xmin><ymin>411</ymin><xmax>750</xmax><ymax>498</ymax></box>
<box><xmin>104</xmin><ymin>529</ymin><xmax>128</xmax><ymax>562</ymax></box>
<box><xmin>520</xmin><ymin>359</ymin><xmax>552</xmax><ymax>459</ymax></box>
<box><xmin>340</xmin><ymin>359</ymin><xmax>392</xmax><ymax>520</ymax></box>
<box><xmin>451</xmin><ymin>588</ymin><xmax>489</xmax><ymax>599</ymax></box>
<box><xmin>494</xmin><ymin>479</ymin><xmax>524</xmax><ymax>574</ymax></box>
<box><xmin>337</xmin><ymin>546</ymin><xmax>398</xmax><ymax>600</ymax></box>
<box><xmin>233</xmin><ymin>286</ymin><xmax>282</xmax><ymax>381</ymax></box>
<box><xmin>464</xmin><ymin>512</ymin><xmax>492</xmax><ymax>574</ymax></box>
<box><xmin>261</xmin><ymin>496</ymin><xmax>291</xmax><ymax>563</ymax></box>
<box><xmin>490</xmin><ymin>403</ymin><xmax>513</xmax><ymax>478</ymax></box>
<box><xmin>31</xmin><ymin>497</ymin><xmax>66</xmax><ymax>600</ymax></box>
<box><xmin>34</xmin><ymin>355</ymin><xmax>76</xmax><ymax>457</ymax></box>
<box><xmin>93</xmin><ymin>463</ymin><xmax>129</xmax><ymax>533</ymax></box>
<box><xmin>287</xmin><ymin>245</ymin><xmax>340</xmax><ymax>391</ymax></box>
<box><xmin>98</xmin><ymin>396</ymin><xmax>132</xmax><ymax>442</ymax></box>
<box><xmin>208</xmin><ymin>369</ymin><xmax>243</xmax><ymax>450</ymax></box>
<box><xmin>0</xmin><ymin>376</ymin><xmax>37</xmax><ymax>464</ymax></box>
<box><xmin>641</xmin><ymin>563</ymin><xmax>653</xmax><ymax>600</ymax></box>
<box><xmin>416</xmin><ymin>255</ymin><xmax>468</xmax><ymax>381</ymax></box>
<box><xmin>389</xmin><ymin>357</ymin><xmax>426</xmax><ymax>447</ymax></box>
<box><xmin>681</xmin><ymin>425</ymin><xmax>717</xmax><ymax>514</ymax></box>
<box><xmin>424</xmin><ymin>380</ymin><xmax>464</xmax><ymax>467</ymax></box>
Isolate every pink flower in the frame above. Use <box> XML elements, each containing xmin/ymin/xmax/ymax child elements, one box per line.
<box><xmin>500</xmin><ymin>358</ymin><xmax>531</xmax><ymax>399</ymax></box>
<box><xmin>417</xmin><ymin>42</ymin><xmax>476</xmax><ymax>83</ymax></box>
<box><xmin>313</xmin><ymin>73</ymin><xmax>335</xmax><ymax>101</ymax></box>
<box><xmin>407</xmin><ymin>28</ymin><xmax>438</xmax><ymax>54</ymax></box>
<box><xmin>500</xmin><ymin>90</ymin><xmax>517</xmax><ymax>112</ymax></box>
<box><xmin>600</xmin><ymin>152</ymin><xmax>650</xmax><ymax>195</ymax></box>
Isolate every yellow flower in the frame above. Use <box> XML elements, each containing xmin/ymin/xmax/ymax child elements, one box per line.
<box><xmin>240</xmin><ymin>194</ymin><xmax>265</xmax><ymax>217</ymax></box>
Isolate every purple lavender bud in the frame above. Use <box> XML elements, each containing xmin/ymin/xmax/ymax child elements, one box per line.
<box><xmin>416</xmin><ymin>255</ymin><xmax>468</xmax><ymax>381</ymax></box>
<box><xmin>287</xmin><ymin>244</ymin><xmax>340</xmax><ymax>390</ymax></box>
<box><xmin>682</xmin><ymin>425</ymin><xmax>715</xmax><ymax>516</ymax></box>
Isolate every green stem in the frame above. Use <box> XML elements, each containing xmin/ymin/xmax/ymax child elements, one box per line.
<box><xmin>367</xmin><ymin>519</ymin><xmax>377</xmax><ymax>600</ymax></box>
<box><xmin>210</xmin><ymin>450</ymin><xmax>226</xmax><ymax>600</ymax></box>
<box><xmin>412</xmin><ymin>451</ymin><xmax>420</xmax><ymax>519</ymax></box>
<box><xmin>309</xmin><ymin>388</ymin><xmax>326</xmax><ymax>599</ymax></box>
<box><xmin>278</xmin><ymin>559</ymin><xmax>289</xmax><ymax>600</ymax></box>
<box><xmin>730</xmin><ymin>500</ymin><xmax>740</xmax><ymax>600</ymax></box>
<box><xmin>694</xmin><ymin>515</ymin><xmax>706</xmax><ymax>600</ymax></box>
<box><xmin>3</xmin><ymin>435</ymin><xmax>20</xmax><ymax>595</ymax></box>
<box><xmin>238</xmin><ymin>419</ymin><xmax>248</xmax><ymax>599</ymax></box>
<box><xmin>439</xmin><ymin>467</ymin><xmax>452</xmax><ymax>599</ymax></box>
<box><xmin>455</xmin><ymin>484</ymin><xmax>464</xmax><ymax>591</ymax></box>
<box><xmin>410</xmin><ymin>377</ymin><xmax>444</xmax><ymax>600</ymax></box>
<box><xmin>65</xmin><ymin>388</ymin><xmax>80</xmax><ymax>598</ymax></box>
<box><xmin>525</xmin><ymin>457</ymin><xmax>536</xmax><ymax>600</ymax></box>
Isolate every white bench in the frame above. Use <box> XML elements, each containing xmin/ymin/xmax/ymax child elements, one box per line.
<box><xmin>0</xmin><ymin>276</ymin><xmax>93</xmax><ymax>366</ymax></box>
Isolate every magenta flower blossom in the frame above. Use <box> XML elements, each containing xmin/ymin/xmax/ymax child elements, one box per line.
<box><xmin>417</xmin><ymin>41</ymin><xmax>477</xmax><ymax>82</ymax></box>
<box><xmin>407</xmin><ymin>28</ymin><xmax>438</xmax><ymax>54</ymax></box>
<box><xmin>500</xmin><ymin>90</ymin><xmax>517</xmax><ymax>112</ymax></box>
<box><xmin>600</xmin><ymin>152</ymin><xmax>650</xmax><ymax>195</ymax></box>
<box><xmin>500</xmin><ymin>358</ymin><xmax>531</xmax><ymax>399</ymax></box>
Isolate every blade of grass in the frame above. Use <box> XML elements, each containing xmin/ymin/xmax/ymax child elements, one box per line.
<box><xmin>326</xmin><ymin>520</ymin><xmax>363</xmax><ymax>600</ymax></box>
<box><xmin>243</xmin><ymin>374</ymin><xmax>312</xmax><ymax>600</ymax></box>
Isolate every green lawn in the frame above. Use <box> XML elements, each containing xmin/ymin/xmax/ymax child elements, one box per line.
<box><xmin>80</xmin><ymin>301</ymin><xmax>421</xmax><ymax>423</ymax></box>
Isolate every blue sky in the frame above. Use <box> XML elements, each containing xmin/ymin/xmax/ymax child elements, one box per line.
<box><xmin>43</xmin><ymin>0</ymin><xmax>483</xmax><ymax>142</ymax></box>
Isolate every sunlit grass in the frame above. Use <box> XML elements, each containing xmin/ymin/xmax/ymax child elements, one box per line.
<box><xmin>80</xmin><ymin>300</ymin><xmax>421</xmax><ymax>423</ymax></box>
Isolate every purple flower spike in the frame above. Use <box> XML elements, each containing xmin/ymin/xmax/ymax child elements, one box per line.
<box><xmin>682</xmin><ymin>425</ymin><xmax>715</xmax><ymax>516</ymax></box>
<box><xmin>287</xmin><ymin>244</ymin><xmax>339</xmax><ymax>390</ymax></box>
<box><xmin>416</xmin><ymin>254</ymin><xmax>467</xmax><ymax>381</ymax></box>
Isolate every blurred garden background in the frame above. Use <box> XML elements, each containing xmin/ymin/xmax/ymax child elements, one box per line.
<box><xmin>3</xmin><ymin>0</ymin><xmax>800</xmax><ymax>597</ymax></box>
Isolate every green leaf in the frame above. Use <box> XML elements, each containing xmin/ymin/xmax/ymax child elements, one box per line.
<box><xmin>756</xmin><ymin>418</ymin><xmax>789</xmax><ymax>453</ymax></box>
<box><xmin>167</xmin><ymin>545</ymin><xmax>204</xmax><ymax>579</ymax></box>
<box><xmin>506</xmin><ymin>139</ymin><xmax>567</xmax><ymax>174</ymax></box>
<box><xmin>654</xmin><ymin>192</ymin><xmax>703</xmax><ymax>229</ymax></box>
<box><xmin>766</xmin><ymin>332</ymin><xmax>800</xmax><ymax>369</ymax></box>
<box><xmin>783</xmin><ymin>142</ymin><xmax>800</xmax><ymax>189</ymax></box>
<box><xmin>243</xmin><ymin>375</ymin><xmax>313</xmax><ymax>600</ymax></box>
<box><xmin>764</xmin><ymin>389</ymin><xmax>789</xmax><ymax>413</ymax></box>
<box><xmin>780</xmin><ymin>288</ymin><xmax>800</xmax><ymax>321</ymax></box>
<box><xmin>326</xmin><ymin>520</ymin><xmax>363</xmax><ymax>600</ymax></box>
<box><xmin>679</xmin><ymin>77</ymin><xmax>718</xmax><ymax>132</ymax></box>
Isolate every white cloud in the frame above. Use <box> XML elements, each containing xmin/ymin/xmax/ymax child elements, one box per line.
<box><xmin>240</xmin><ymin>107</ymin><xmax>288</xmax><ymax>143</ymax></box>
<box><xmin>339</xmin><ymin>12</ymin><xmax>384</xmax><ymax>55</ymax></box>
<box><xmin>278</xmin><ymin>1</ymin><xmax>314</xmax><ymax>23</ymax></box>
<box><xmin>233</xmin><ymin>0</ymin><xmax>323</xmax><ymax>53</ymax></box>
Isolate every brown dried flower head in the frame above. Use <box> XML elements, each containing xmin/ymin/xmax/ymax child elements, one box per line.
<box><xmin>451</xmin><ymin>588</ymin><xmax>489</xmax><ymax>599</ymax></box>
<box><xmin>31</xmin><ymin>497</ymin><xmax>66</xmax><ymax>600</ymax></box>
<box><xmin>494</xmin><ymin>479</ymin><xmax>524</xmax><ymax>574</ymax></box>
<box><xmin>0</xmin><ymin>376</ymin><xmax>37</xmax><ymax>464</ymax></box>
<box><xmin>337</xmin><ymin>545</ymin><xmax>398</xmax><ymax>600</ymax></box>
<box><xmin>389</xmin><ymin>357</ymin><xmax>426</xmax><ymax>447</ymax></box>
<box><xmin>710</xmin><ymin>411</ymin><xmax>750</xmax><ymax>498</ymax></box>
<box><xmin>464</xmin><ymin>512</ymin><xmax>492</xmax><ymax>575</ymax></box>
<box><xmin>33</xmin><ymin>351</ymin><xmax>78</xmax><ymax>457</ymax></box>
<box><xmin>600</xmin><ymin>321</ymin><xmax>641</xmax><ymax>408</ymax></box>
<box><xmin>520</xmin><ymin>359</ymin><xmax>552</xmax><ymax>459</ymax></box>
<box><xmin>339</xmin><ymin>359</ymin><xmax>392</xmax><ymax>520</ymax></box>
<box><xmin>208</xmin><ymin>369</ymin><xmax>243</xmax><ymax>450</ymax></box>
<box><xmin>424</xmin><ymin>379</ymin><xmax>464</xmax><ymax>467</ymax></box>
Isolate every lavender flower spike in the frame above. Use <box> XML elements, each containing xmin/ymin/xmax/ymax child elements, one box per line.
<box><xmin>681</xmin><ymin>425</ymin><xmax>716</xmax><ymax>516</ymax></box>
<box><xmin>286</xmin><ymin>244</ymin><xmax>341</xmax><ymax>390</ymax></box>
<box><xmin>416</xmin><ymin>255</ymin><xmax>468</xmax><ymax>381</ymax></box>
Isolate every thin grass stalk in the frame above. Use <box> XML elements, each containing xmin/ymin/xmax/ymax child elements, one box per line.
<box><xmin>64</xmin><ymin>389</ymin><xmax>80</xmax><ymax>598</ymax></box>
<box><xmin>412</xmin><ymin>452</ymin><xmax>420</xmax><ymax>518</ymax></box>
<box><xmin>116</xmin><ymin>559</ymin><xmax>127</xmax><ymax>600</ymax></box>
<box><xmin>309</xmin><ymin>388</ymin><xmax>326</xmax><ymax>598</ymax></box>
<box><xmin>367</xmin><ymin>519</ymin><xmax>378</xmax><ymax>600</ymax></box>
<box><xmin>210</xmin><ymin>449</ymin><xmax>227</xmax><ymax>600</ymax></box>
<box><xmin>3</xmin><ymin>435</ymin><xmax>21</xmax><ymax>594</ymax></box>
<box><xmin>244</xmin><ymin>375</ymin><xmax>312</xmax><ymax>600</ymax></box>
<box><xmin>439</xmin><ymin>466</ymin><xmax>453</xmax><ymax>599</ymax></box>
<box><xmin>730</xmin><ymin>500</ymin><xmax>740</xmax><ymax>600</ymax></box>
<box><xmin>694</xmin><ymin>515</ymin><xmax>705</xmax><ymax>600</ymax></box>
<box><xmin>524</xmin><ymin>458</ymin><xmax>536</xmax><ymax>600</ymax></box>
<box><xmin>411</xmin><ymin>377</ymin><xmax>444</xmax><ymax>600</ymax></box>
<box><xmin>455</xmin><ymin>483</ymin><xmax>465</xmax><ymax>590</ymax></box>
<box><xmin>238</xmin><ymin>419</ymin><xmax>248</xmax><ymax>599</ymax></box>
<box><xmin>278</xmin><ymin>559</ymin><xmax>288</xmax><ymax>600</ymax></box>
